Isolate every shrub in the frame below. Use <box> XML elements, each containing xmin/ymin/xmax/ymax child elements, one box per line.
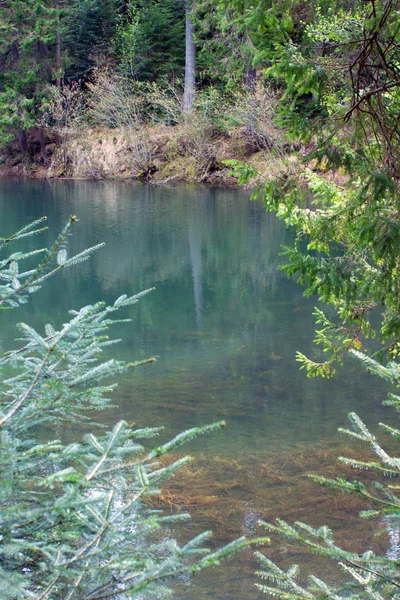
<box><xmin>40</xmin><ymin>83</ymin><xmax>85</xmax><ymax>170</ymax></box>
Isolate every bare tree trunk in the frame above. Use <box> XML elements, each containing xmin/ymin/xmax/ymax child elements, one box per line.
<box><xmin>183</xmin><ymin>0</ymin><xmax>195</xmax><ymax>113</ymax></box>
<box><xmin>245</xmin><ymin>59</ymin><xmax>257</xmax><ymax>153</ymax></box>
<box><xmin>56</xmin><ymin>2</ymin><xmax>61</xmax><ymax>86</ymax></box>
<box><xmin>17</xmin><ymin>130</ymin><xmax>28</xmax><ymax>155</ymax></box>
<box><xmin>39</xmin><ymin>126</ymin><xmax>48</xmax><ymax>161</ymax></box>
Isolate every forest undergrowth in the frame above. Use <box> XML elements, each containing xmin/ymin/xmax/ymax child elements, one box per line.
<box><xmin>0</xmin><ymin>75</ymin><xmax>299</xmax><ymax>185</ymax></box>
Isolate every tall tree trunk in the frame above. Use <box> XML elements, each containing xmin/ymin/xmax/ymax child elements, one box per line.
<box><xmin>183</xmin><ymin>0</ymin><xmax>195</xmax><ymax>113</ymax></box>
<box><xmin>17</xmin><ymin>130</ymin><xmax>28</xmax><ymax>155</ymax></box>
<box><xmin>39</xmin><ymin>126</ymin><xmax>48</xmax><ymax>161</ymax></box>
<box><xmin>245</xmin><ymin>59</ymin><xmax>257</xmax><ymax>153</ymax></box>
<box><xmin>56</xmin><ymin>2</ymin><xmax>61</xmax><ymax>86</ymax></box>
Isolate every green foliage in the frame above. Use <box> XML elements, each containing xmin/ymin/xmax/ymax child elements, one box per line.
<box><xmin>263</xmin><ymin>0</ymin><xmax>400</xmax><ymax>172</ymax></box>
<box><xmin>0</xmin><ymin>89</ymin><xmax>35</xmax><ymax>147</ymax></box>
<box><xmin>113</xmin><ymin>2</ymin><xmax>140</xmax><ymax>77</ymax></box>
<box><xmin>0</xmin><ymin>215</ymin><xmax>102</xmax><ymax>309</ymax></box>
<box><xmin>63</xmin><ymin>0</ymin><xmax>118</xmax><ymax>80</ymax></box>
<box><xmin>193</xmin><ymin>0</ymin><xmax>248</xmax><ymax>90</ymax></box>
<box><xmin>113</xmin><ymin>0</ymin><xmax>185</xmax><ymax>81</ymax></box>
<box><xmin>255</xmin><ymin>522</ymin><xmax>400</xmax><ymax>598</ymax></box>
<box><xmin>221</xmin><ymin>2</ymin><xmax>400</xmax><ymax>599</ymax></box>
<box><xmin>194</xmin><ymin>0</ymin><xmax>294</xmax><ymax>90</ymax></box>
<box><xmin>0</xmin><ymin>217</ymin><xmax>262</xmax><ymax>598</ymax></box>
<box><xmin>262</xmin><ymin>167</ymin><xmax>400</xmax><ymax>376</ymax></box>
<box><xmin>256</xmin><ymin>371</ymin><xmax>400</xmax><ymax>597</ymax></box>
<box><xmin>0</xmin><ymin>0</ymin><xmax>62</xmax><ymax>146</ymax></box>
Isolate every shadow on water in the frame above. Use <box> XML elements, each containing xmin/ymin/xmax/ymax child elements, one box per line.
<box><xmin>0</xmin><ymin>180</ymin><xmax>394</xmax><ymax>599</ymax></box>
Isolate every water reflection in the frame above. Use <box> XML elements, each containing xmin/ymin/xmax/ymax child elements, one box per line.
<box><xmin>0</xmin><ymin>180</ymin><xmax>392</xmax><ymax>599</ymax></box>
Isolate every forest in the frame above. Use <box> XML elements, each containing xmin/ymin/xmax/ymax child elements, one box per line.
<box><xmin>0</xmin><ymin>0</ymin><xmax>346</xmax><ymax>182</ymax></box>
<box><xmin>2</xmin><ymin>0</ymin><xmax>400</xmax><ymax>599</ymax></box>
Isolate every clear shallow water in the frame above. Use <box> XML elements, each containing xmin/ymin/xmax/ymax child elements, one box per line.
<box><xmin>0</xmin><ymin>180</ymin><xmax>393</xmax><ymax>598</ymax></box>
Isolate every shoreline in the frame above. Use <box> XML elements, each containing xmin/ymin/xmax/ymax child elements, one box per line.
<box><xmin>0</xmin><ymin>123</ymin><xmax>297</xmax><ymax>187</ymax></box>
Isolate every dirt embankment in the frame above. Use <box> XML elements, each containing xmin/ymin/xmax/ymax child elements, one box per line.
<box><xmin>0</xmin><ymin>124</ymin><xmax>299</xmax><ymax>186</ymax></box>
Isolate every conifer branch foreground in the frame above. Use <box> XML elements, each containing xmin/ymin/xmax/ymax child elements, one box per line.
<box><xmin>0</xmin><ymin>217</ymin><xmax>267</xmax><ymax>599</ymax></box>
<box><xmin>241</xmin><ymin>1</ymin><xmax>400</xmax><ymax>597</ymax></box>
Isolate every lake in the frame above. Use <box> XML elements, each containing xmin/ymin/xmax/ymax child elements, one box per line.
<box><xmin>0</xmin><ymin>179</ymin><xmax>393</xmax><ymax>599</ymax></box>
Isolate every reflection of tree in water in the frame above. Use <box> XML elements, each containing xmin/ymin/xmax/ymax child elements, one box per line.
<box><xmin>0</xmin><ymin>180</ymin><xmax>392</xmax><ymax>600</ymax></box>
<box><xmin>0</xmin><ymin>179</ymin><xmax>288</xmax><ymax>303</ymax></box>
<box><xmin>188</xmin><ymin>203</ymin><xmax>203</xmax><ymax>329</ymax></box>
<box><xmin>0</xmin><ymin>181</ymin><xmax>388</xmax><ymax>451</ymax></box>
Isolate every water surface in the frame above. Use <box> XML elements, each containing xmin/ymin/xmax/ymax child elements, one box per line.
<box><xmin>0</xmin><ymin>180</ymin><xmax>392</xmax><ymax>598</ymax></box>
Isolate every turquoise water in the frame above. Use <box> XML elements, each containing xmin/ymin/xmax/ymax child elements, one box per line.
<box><xmin>0</xmin><ymin>180</ymin><xmax>392</xmax><ymax>599</ymax></box>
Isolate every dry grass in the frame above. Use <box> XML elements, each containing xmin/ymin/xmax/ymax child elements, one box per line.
<box><xmin>42</xmin><ymin>122</ymin><xmax>249</xmax><ymax>182</ymax></box>
<box><xmin>0</xmin><ymin>75</ymin><xmax>293</xmax><ymax>183</ymax></box>
<box><xmin>46</xmin><ymin>126</ymin><xmax>151</xmax><ymax>180</ymax></box>
<box><xmin>0</xmin><ymin>119</ymin><xmax>296</xmax><ymax>185</ymax></box>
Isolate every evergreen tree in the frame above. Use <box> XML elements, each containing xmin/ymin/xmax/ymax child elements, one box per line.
<box><xmin>0</xmin><ymin>0</ymin><xmax>61</xmax><ymax>152</ymax></box>
<box><xmin>255</xmin><ymin>352</ymin><xmax>400</xmax><ymax>599</ymax></box>
<box><xmin>63</xmin><ymin>0</ymin><xmax>118</xmax><ymax>80</ymax></box>
<box><xmin>0</xmin><ymin>216</ymin><xmax>261</xmax><ymax>598</ymax></box>
<box><xmin>223</xmin><ymin>0</ymin><xmax>400</xmax><ymax>597</ymax></box>
<box><xmin>114</xmin><ymin>0</ymin><xmax>185</xmax><ymax>82</ymax></box>
<box><xmin>230</xmin><ymin>0</ymin><xmax>400</xmax><ymax>375</ymax></box>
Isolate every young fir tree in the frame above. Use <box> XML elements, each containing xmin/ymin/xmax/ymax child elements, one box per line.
<box><xmin>255</xmin><ymin>353</ymin><xmax>400</xmax><ymax>599</ymax></box>
<box><xmin>0</xmin><ymin>216</ymin><xmax>260</xmax><ymax>599</ymax></box>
